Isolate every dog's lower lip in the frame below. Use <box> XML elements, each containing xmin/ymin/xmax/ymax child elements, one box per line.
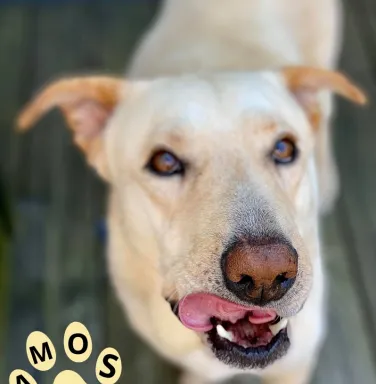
<box><xmin>206</xmin><ymin>322</ymin><xmax>289</xmax><ymax>369</ymax></box>
<box><xmin>204</xmin><ymin>315</ymin><xmax>290</xmax><ymax>369</ymax></box>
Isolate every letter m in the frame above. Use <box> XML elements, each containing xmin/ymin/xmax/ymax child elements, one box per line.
<box><xmin>29</xmin><ymin>341</ymin><xmax>53</xmax><ymax>364</ymax></box>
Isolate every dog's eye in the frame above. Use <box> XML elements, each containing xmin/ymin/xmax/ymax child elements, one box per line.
<box><xmin>147</xmin><ymin>150</ymin><xmax>184</xmax><ymax>176</ymax></box>
<box><xmin>271</xmin><ymin>138</ymin><xmax>297</xmax><ymax>164</ymax></box>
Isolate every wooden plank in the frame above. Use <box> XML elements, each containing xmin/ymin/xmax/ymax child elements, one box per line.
<box><xmin>0</xmin><ymin>5</ymin><xmax>36</xmax><ymax>382</ymax></box>
<box><xmin>331</xmin><ymin>3</ymin><xmax>376</xmax><ymax>357</ymax></box>
<box><xmin>5</xmin><ymin>202</ymin><xmax>48</xmax><ymax>384</ymax></box>
<box><xmin>313</xmin><ymin>214</ymin><xmax>376</xmax><ymax>384</ymax></box>
<box><xmin>0</xmin><ymin>5</ymin><xmax>33</xmax><ymax>188</ymax></box>
<box><xmin>350</xmin><ymin>0</ymin><xmax>376</xmax><ymax>73</ymax></box>
<box><xmin>100</xmin><ymin>2</ymin><xmax>155</xmax><ymax>72</ymax></box>
<box><xmin>14</xmin><ymin>3</ymin><xmax>107</xmax><ymax>382</ymax></box>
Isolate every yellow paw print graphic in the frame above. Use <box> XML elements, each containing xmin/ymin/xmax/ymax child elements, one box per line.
<box><xmin>9</xmin><ymin>322</ymin><xmax>122</xmax><ymax>384</ymax></box>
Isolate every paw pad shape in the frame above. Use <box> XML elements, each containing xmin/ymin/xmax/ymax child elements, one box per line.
<box><xmin>9</xmin><ymin>322</ymin><xmax>122</xmax><ymax>384</ymax></box>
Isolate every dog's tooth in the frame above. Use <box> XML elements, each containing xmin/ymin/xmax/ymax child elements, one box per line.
<box><xmin>216</xmin><ymin>324</ymin><xmax>234</xmax><ymax>342</ymax></box>
<box><xmin>280</xmin><ymin>318</ymin><xmax>288</xmax><ymax>328</ymax></box>
<box><xmin>269</xmin><ymin>318</ymin><xmax>288</xmax><ymax>336</ymax></box>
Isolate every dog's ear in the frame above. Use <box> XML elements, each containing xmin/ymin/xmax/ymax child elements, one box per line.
<box><xmin>282</xmin><ymin>66</ymin><xmax>367</xmax><ymax>129</ymax></box>
<box><xmin>17</xmin><ymin>76</ymin><xmax>124</xmax><ymax>180</ymax></box>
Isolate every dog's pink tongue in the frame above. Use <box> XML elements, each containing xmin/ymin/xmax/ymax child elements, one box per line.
<box><xmin>178</xmin><ymin>293</ymin><xmax>276</xmax><ymax>332</ymax></box>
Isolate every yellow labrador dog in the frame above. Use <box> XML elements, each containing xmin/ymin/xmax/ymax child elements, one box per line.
<box><xmin>18</xmin><ymin>0</ymin><xmax>366</xmax><ymax>383</ymax></box>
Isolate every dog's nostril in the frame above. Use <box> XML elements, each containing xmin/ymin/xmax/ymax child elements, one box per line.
<box><xmin>273</xmin><ymin>272</ymin><xmax>295</xmax><ymax>291</ymax></box>
<box><xmin>274</xmin><ymin>273</ymin><xmax>289</xmax><ymax>284</ymax></box>
<box><xmin>238</xmin><ymin>274</ymin><xmax>254</xmax><ymax>286</ymax></box>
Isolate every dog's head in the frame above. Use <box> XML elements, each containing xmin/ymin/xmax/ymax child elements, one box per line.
<box><xmin>18</xmin><ymin>67</ymin><xmax>365</xmax><ymax>369</ymax></box>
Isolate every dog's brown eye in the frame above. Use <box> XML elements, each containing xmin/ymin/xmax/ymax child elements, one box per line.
<box><xmin>272</xmin><ymin>138</ymin><xmax>297</xmax><ymax>164</ymax></box>
<box><xmin>147</xmin><ymin>150</ymin><xmax>184</xmax><ymax>176</ymax></box>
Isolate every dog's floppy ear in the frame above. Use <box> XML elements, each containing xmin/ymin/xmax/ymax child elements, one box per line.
<box><xmin>282</xmin><ymin>66</ymin><xmax>367</xmax><ymax>129</ymax></box>
<box><xmin>17</xmin><ymin>76</ymin><xmax>124</xmax><ymax>180</ymax></box>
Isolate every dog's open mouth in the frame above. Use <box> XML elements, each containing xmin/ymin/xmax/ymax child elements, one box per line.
<box><xmin>177</xmin><ymin>293</ymin><xmax>290</xmax><ymax>369</ymax></box>
<box><xmin>210</xmin><ymin>314</ymin><xmax>288</xmax><ymax>348</ymax></box>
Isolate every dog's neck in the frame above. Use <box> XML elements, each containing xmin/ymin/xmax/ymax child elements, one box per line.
<box><xmin>128</xmin><ymin>0</ymin><xmax>303</xmax><ymax>77</ymax></box>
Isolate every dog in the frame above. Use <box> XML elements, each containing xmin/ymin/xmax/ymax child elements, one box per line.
<box><xmin>17</xmin><ymin>0</ymin><xmax>366</xmax><ymax>383</ymax></box>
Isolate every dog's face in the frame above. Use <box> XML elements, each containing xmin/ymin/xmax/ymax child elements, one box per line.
<box><xmin>18</xmin><ymin>67</ymin><xmax>365</xmax><ymax>369</ymax></box>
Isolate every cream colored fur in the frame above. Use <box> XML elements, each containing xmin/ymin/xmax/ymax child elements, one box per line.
<box><xmin>128</xmin><ymin>0</ymin><xmax>343</xmax><ymax>213</ymax></box>
<box><xmin>17</xmin><ymin>0</ymin><xmax>368</xmax><ymax>383</ymax></box>
<box><xmin>123</xmin><ymin>1</ymin><xmax>341</xmax><ymax>381</ymax></box>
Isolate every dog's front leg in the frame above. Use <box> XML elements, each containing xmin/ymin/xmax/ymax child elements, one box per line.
<box><xmin>262</xmin><ymin>362</ymin><xmax>315</xmax><ymax>384</ymax></box>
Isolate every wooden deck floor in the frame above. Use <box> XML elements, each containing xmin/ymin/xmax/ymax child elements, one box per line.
<box><xmin>1</xmin><ymin>1</ymin><xmax>376</xmax><ymax>383</ymax></box>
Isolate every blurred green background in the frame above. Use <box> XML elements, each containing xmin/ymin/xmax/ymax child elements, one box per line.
<box><xmin>1</xmin><ymin>1</ymin><xmax>376</xmax><ymax>383</ymax></box>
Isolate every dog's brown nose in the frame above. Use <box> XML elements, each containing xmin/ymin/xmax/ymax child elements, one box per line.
<box><xmin>223</xmin><ymin>239</ymin><xmax>298</xmax><ymax>305</ymax></box>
